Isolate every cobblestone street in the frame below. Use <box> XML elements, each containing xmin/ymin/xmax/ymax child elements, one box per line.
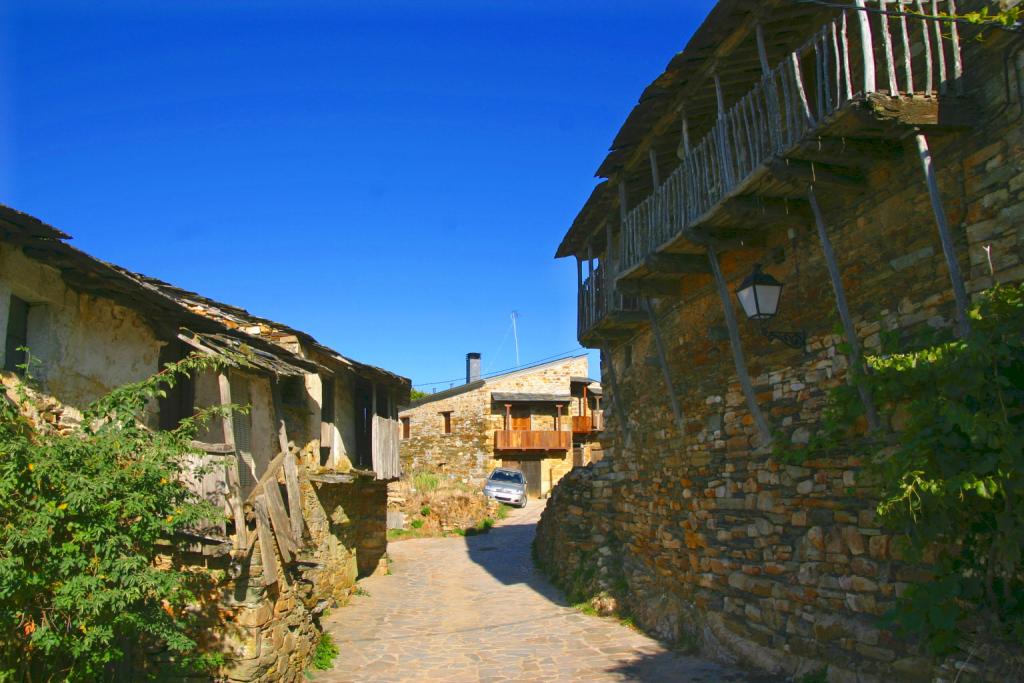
<box><xmin>315</xmin><ymin>501</ymin><xmax>768</xmax><ymax>683</ymax></box>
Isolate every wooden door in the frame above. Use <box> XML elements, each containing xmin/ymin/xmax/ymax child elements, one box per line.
<box><xmin>511</xmin><ymin>406</ymin><xmax>531</xmax><ymax>431</ymax></box>
<box><xmin>521</xmin><ymin>460</ymin><xmax>541</xmax><ymax>497</ymax></box>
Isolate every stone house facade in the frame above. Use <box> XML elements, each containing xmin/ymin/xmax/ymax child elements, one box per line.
<box><xmin>0</xmin><ymin>204</ymin><xmax>409</xmax><ymax>682</ymax></box>
<box><xmin>537</xmin><ymin>2</ymin><xmax>1023</xmax><ymax>681</ymax></box>
<box><xmin>398</xmin><ymin>354</ymin><xmax>602</xmax><ymax>498</ymax></box>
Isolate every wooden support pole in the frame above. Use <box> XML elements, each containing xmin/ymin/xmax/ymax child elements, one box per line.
<box><xmin>218</xmin><ymin>372</ymin><xmax>248</xmax><ymax>552</ymax></box>
<box><xmin>915</xmin><ymin>132</ymin><xmax>970</xmax><ymax>337</ymax></box>
<box><xmin>504</xmin><ymin>403</ymin><xmax>511</xmax><ymax>431</ymax></box>
<box><xmin>854</xmin><ymin>0</ymin><xmax>876</xmax><ymax>93</ymax></box>
<box><xmin>808</xmin><ymin>187</ymin><xmax>881</xmax><ymax>431</ymax></box>
<box><xmin>601</xmin><ymin>346</ymin><xmax>631</xmax><ymax>448</ymax></box>
<box><xmin>555</xmin><ymin>403</ymin><xmax>563</xmax><ymax>431</ymax></box>
<box><xmin>253</xmin><ymin>495</ymin><xmax>279</xmax><ymax>586</ymax></box>
<box><xmin>270</xmin><ymin>377</ymin><xmax>304</xmax><ymax>540</ymax></box>
<box><xmin>707</xmin><ymin>246</ymin><xmax>772</xmax><ymax>446</ymax></box>
<box><xmin>648</xmin><ymin>148</ymin><xmax>660</xmax><ymax>188</ymax></box>
<box><xmin>644</xmin><ymin>298</ymin><xmax>685</xmax><ymax>430</ymax></box>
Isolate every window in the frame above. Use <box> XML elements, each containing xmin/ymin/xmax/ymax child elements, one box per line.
<box><xmin>280</xmin><ymin>376</ymin><xmax>305</xmax><ymax>407</ymax></box>
<box><xmin>441</xmin><ymin>411</ymin><xmax>452</xmax><ymax>434</ymax></box>
<box><xmin>4</xmin><ymin>296</ymin><xmax>29</xmax><ymax>374</ymax></box>
<box><xmin>401</xmin><ymin>416</ymin><xmax>411</xmax><ymax>439</ymax></box>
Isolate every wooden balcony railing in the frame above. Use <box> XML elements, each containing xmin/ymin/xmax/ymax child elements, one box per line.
<box><xmin>494</xmin><ymin>429</ymin><xmax>572</xmax><ymax>452</ymax></box>
<box><xmin>578</xmin><ymin>264</ymin><xmax>643</xmax><ymax>341</ymax></box>
<box><xmin>618</xmin><ymin>1</ymin><xmax>968</xmax><ymax>277</ymax></box>
<box><xmin>571</xmin><ymin>410</ymin><xmax>604</xmax><ymax>434</ymax></box>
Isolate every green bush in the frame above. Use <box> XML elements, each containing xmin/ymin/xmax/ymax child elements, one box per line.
<box><xmin>0</xmin><ymin>354</ymin><xmax>230</xmax><ymax>680</ymax></box>
<box><xmin>410</xmin><ymin>519</ymin><xmax>424</xmax><ymax>529</ymax></box>
<box><xmin>779</xmin><ymin>284</ymin><xmax>1024</xmax><ymax>653</ymax></box>
<box><xmin>419</xmin><ymin>505</ymin><xmax>431</xmax><ymax>516</ymax></box>
<box><xmin>310</xmin><ymin>632</ymin><xmax>339</xmax><ymax>671</ymax></box>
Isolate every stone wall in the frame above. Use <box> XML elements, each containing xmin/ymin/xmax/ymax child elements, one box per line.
<box><xmin>397</xmin><ymin>356</ymin><xmax>592</xmax><ymax>492</ymax></box>
<box><xmin>537</xmin><ymin>31</ymin><xmax>1024</xmax><ymax>683</ymax></box>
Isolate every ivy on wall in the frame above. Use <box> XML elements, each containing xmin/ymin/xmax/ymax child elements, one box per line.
<box><xmin>779</xmin><ymin>283</ymin><xmax>1024</xmax><ymax>654</ymax></box>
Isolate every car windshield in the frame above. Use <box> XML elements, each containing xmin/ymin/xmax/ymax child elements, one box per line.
<box><xmin>489</xmin><ymin>470</ymin><xmax>524</xmax><ymax>484</ymax></box>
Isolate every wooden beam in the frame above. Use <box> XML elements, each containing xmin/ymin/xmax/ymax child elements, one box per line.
<box><xmin>270</xmin><ymin>377</ymin><xmax>305</xmax><ymax>541</ymax></box>
<box><xmin>253</xmin><ymin>495</ymin><xmax>280</xmax><ymax>586</ymax></box>
<box><xmin>787</xmin><ymin>137</ymin><xmax>904</xmax><ymax>167</ymax></box>
<box><xmin>915</xmin><ymin>133</ymin><xmax>970</xmax><ymax>337</ymax></box>
<box><xmin>808</xmin><ymin>187</ymin><xmax>881</xmax><ymax>431</ymax></box>
<box><xmin>261</xmin><ymin>480</ymin><xmax>298</xmax><ymax>562</ymax></box>
<box><xmin>217</xmin><ymin>373</ymin><xmax>247</xmax><ymax>552</ymax></box>
<box><xmin>616</xmin><ymin>279</ymin><xmax>680</xmax><ymax>297</ymax></box>
<box><xmin>721</xmin><ymin>196</ymin><xmax>812</xmax><ymax>227</ymax></box>
<box><xmin>861</xmin><ymin>93</ymin><xmax>974</xmax><ymax>129</ymax></box>
<box><xmin>643</xmin><ymin>299</ymin><xmax>685</xmax><ymax>430</ymax></box>
<box><xmin>644</xmin><ymin>253</ymin><xmax>712</xmax><ymax>275</ymax></box>
<box><xmin>707</xmin><ymin>245</ymin><xmax>772</xmax><ymax>447</ymax></box>
<box><xmin>766</xmin><ymin>157</ymin><xmax>864</xmax><ymax>190</ymax></box>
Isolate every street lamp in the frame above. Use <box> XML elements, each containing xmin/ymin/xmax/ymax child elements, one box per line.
<box><xmin>736</xmin><ymin>264</ymin><xmax>806</xmax><ymax>349</ymax></box>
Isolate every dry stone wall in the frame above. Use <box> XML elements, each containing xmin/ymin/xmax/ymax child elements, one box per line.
<box><xmin>537</xmin><ymin>34</ymin><xmax>1024</xmax><ymax>683</ymax></box>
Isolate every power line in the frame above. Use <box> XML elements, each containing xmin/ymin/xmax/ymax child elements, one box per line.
<box><xmin>413</xmin><ymin>347</ymin><xmax>587</xmax><ymax>388</ymax></box>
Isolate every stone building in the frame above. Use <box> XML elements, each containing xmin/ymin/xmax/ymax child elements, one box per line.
<box><xmin>536</xmin><ymin>1</ymin><xmax>1023</xmax><ymax>681</ymax></box>
<box><xmin>0</xmin><ymin>204</ymin><xmax>409</xmax><ymax>682</ymax></box>
<box><xmin>398</xmin><ymin>354</ymin><xmax>602</xmax><ymax>498</ymax></box>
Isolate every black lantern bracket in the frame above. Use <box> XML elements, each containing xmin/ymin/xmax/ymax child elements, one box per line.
<box><xmin>735</xmin><ymin>263</ymin><xmax>807</xmax><ymax>350</ymax></box>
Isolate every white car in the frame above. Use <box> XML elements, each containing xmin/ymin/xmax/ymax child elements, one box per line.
<box><xmin>483</xmin><ymin>468</ymin><xmax>528</xmax><ymax>507</ymax></box>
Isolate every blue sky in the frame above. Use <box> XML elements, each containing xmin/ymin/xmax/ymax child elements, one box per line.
<box><xmin>1</xmin><ymin>0</ymin><xmax>714</xmax><ymax>390</ymax></box>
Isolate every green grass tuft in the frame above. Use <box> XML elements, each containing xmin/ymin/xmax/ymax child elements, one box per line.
<box><xmin>311</xmin><ymin>632</ymin><xmax>339</xmax><ymax>671</ymax></box>
<box><xmin>410</xmin><ymin>519</ymin><xmax>424</xmax><ymax>529</ymax></box>
<box><xmin>411</xmin><ymin>470</ymin><xmax>440</xmax><ymax>493</ymax></box>
<box><xmin>420</xmin><ymin>505</ymin><xmax>431</xmax><ymax>516</ymax></box>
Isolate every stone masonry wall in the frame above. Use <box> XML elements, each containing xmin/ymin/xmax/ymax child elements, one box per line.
<box><xmin>537</xmin><ymin>31</ymin><xmax>1024</xmax><ymax>683</ymax></box>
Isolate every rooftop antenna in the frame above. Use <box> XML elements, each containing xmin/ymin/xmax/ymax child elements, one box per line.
<box><xmin>511</xmin><ymin>311</ymin><xmax>520</xmax><ymax>366</ymax></box>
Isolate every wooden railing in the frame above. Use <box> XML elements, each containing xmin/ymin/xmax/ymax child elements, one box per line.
<box><xmin>571</xmin><ymin>411</ymin><xmax>604</xmax><ymax>433</ymax></box>
<box><xmin>619</xmin><ymin>1</ymin><xmax>967</xmax><ymax>275</ymax></box>
<box><xmin>494</xmin><ymin>429</ymin><xmax>572</xmax><ymax>451</ymax></box>
<box><xmin>579</xmin><ymin>264</ymin><xmax>642</xmax><ymax>337</ymax></box>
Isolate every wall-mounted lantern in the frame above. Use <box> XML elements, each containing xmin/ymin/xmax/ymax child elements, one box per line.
<box><xmin>736</xmin><ymin>264</ymin><xmax>806</xmax><ymax>349</ymax></box>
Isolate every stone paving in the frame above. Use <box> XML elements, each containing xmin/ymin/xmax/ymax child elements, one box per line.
<box><xmin>314</xmin><ymin>501</ymin><xmax>773</xmax><ymax>683</ymax></box>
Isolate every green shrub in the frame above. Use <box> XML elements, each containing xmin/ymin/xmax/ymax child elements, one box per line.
<box><xmin>410</xmin><ymin>519</ymin><xmax>424</xmax><ymax>529</ymax></box>
<box><xmin>310</xmin><ymin>632</ymin><xmax>339</xmax><ymax>671</ymax></box>
<box><xmin>419</xmin><ymin>505</ymin><xmax>431</xmax><ymax>516</ymax></box>
<box><xmin>0</xmin><ymin>353</ymin><xmax>230</xmax><ymax>681</ymax></box>
<box><xmin>777</xmin><ymin>284</ymin><xmax>1024</xmax><ymax>653</ymax></box>
<box><xmin>411</xmin><ymin>471</ymin><xmax>439</xmax><ymax>493</ymax></box>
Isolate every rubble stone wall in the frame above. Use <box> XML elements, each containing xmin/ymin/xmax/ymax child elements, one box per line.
<box><xmin>536</xmin><ymin>34</ymin><xmax>1024</xmax><ymax>683</ymax></box>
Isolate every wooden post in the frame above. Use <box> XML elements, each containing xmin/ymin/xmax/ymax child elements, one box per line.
<box><xmin>791</xmin><ymin>52</ymin><xmax>815</xmax><ymax>127</ymax></box>
<box><xmin>644</xmin><ymin>298</ymin><xmax>685</xmax><ymax>430</ymax></box>
<box><xmin>756</xmin><ymin>22</ymin><xmax>780</xmax><ymax>151</ymax></box>
<box><xmin>713</xmin><ymin>71</ymin><xmax>734</xmax><ymax>189</ymax></box>
<box><xmin>948</xmin><ymin>0</ymin><xmax>963</xmax><ymax>94</ymax></box>
<box><xmin>582</xmin><ymin>385</ymin><xmax>588</xmax><ymax>417</ymax></box>
<box><xmin>555</xmin><ymin>404</ymin><xmax>563</xmax><ymax>431</ymax></box>
<box><xmin>915</xmin><ymin>133</ymin><xmax>971</xmax><ymax>337</ymax></box>
<box><xmin>504</xmin><ymin>403</ymin><xmax>511</xmax><ymax>431</ymax></box>
<box><xmin>931</xmin><ymin>0</ymin><xmax>948</xmax><ymax>93</ymax></box>
<box><xmin>854</xmin><ymin>0</ymin><xmax>876</xmax><ymax>93</ymax></box>
<box><xmin>601</xmin><ymin>345</ymin><xmax>631</xmax><ymax>448</ymax></box>
<box><xmin>707</xmin><ymin>246</ymin><xmax>772</xmax><ymax>446</ymax></box>
<box><xmin>808</xmin><ymin>187</ymin><xmax>881</xmax><ymax>431</ymax></box>
<box><xmin>218</xmin><ymin>372</ymin><xmax>247</xmax><ymax>551</ymax></box>
<box><xmin>878</xmin><ymin>0</ymin><xmax>899</xmax><ymax>94</ymax></box>
<box><xmin>270</xmin><ymin>377</ymin><xmax>305</xmax><ymax>540</ymax></box>
<box><xmin>916</xmin><ymin>0</ymin><xmax>934</xmax><ymax>96</ymax></box>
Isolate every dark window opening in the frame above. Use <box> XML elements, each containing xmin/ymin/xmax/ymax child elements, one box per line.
<box><xmin>320</xmin><ymin>377</ymin><xmax>336</xmax><ymax>466</ymax></box>
<box><xmin>280</xmin><ymin>376</ymin><xmax>305</xmax><ymax>407</ymax></box>
<box><xmin>441</xmin><ymin>411</ymin><xmax>452</xmax><ymax>434</ymax></box>
<box><xmin>353</xmin><ymin>377</ymin><xmax>373</xmax><ymax>469</ymax></box>
<box><xmin>158</xmin><ymin>339</ymin><xmax>196</xmax><ymax>431</ymax></box>
<box><xmin>401</xmin><ymin>416</ymin><xmax>410</xmax><ymax>439</ymax></box>
<box><xmin>4</xmin><ymin>296</ymin><xmax>30</xmax><ymax>374</ymax></box>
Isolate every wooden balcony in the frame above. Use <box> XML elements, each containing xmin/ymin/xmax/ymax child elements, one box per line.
<box><xmin>606</xmin><ymin>3</ymin><xmax>972</xmax><ymax>286</ymax></box>
<box><xmin>494</xmin><ymin>429</ymin><xmax>572</xmax><ymax>452</ymax></box>
<box><xmin>571</xmin><ymin>411</ymin><xmax>604</xmax><ymax>434</ymax></box>
<box><xmin>578</xmin><ymin>264</ymin><xmax>645</xmax><ymax>347</ymax></box>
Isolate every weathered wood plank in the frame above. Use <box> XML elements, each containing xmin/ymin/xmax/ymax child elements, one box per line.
<box><xmin>253</xmin><ymin>495</ymin><xmax>280</xmax><ymax>586</ymax></box>
<box><xmin>271</xmin><ymin>377</ymin><xmax>304</xmax><ymax>540</ymax></box>
<box><xmin>217</xmin><ymin>372</ymin><xmax>247</xmax><ymax>551</ymax></box>
<box><xmin>261</xmin><ymin>480</ymin><xmax>297</xmax><ymax>562</ymax></box>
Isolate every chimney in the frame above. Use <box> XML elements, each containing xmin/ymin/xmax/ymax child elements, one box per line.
<box><xmin>466</xmin><ymin>352</ymin><xmax>481</xmax><ymax>384</ymax></box>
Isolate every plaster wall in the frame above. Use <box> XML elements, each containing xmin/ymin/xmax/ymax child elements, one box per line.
<box><xmin>0</xmin><ymin>243</ymin><xmax>163</xmax><ymax>426</ymax></box>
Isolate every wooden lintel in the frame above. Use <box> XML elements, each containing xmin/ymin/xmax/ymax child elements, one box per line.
<box><xmin>644</xmin><ymin>253</ymin><xmax>711</xmax><ymax>275</ymax></box>
<box><xmin>722</xmin><ymin>196</ymin><xmax>811</xmax><ymax>227</ymax></box>
<box><xmin>862</xmin><ymin>93</ymin><xmax>974</xmax><ymax>130</ymax></box>
<box><xmin>766</xmin><ymin>157</ymin><xmax>864</xmax><ymax>190</ymax></box>
<box><xmin>789</xmin><ymin>136</ymin><xmax>904</xmax><ymax>166</ymax></box>
<box><xmin>616</xmin><ymin>279</ymin><xmax>680</xmax><ymax>297</ymax></box>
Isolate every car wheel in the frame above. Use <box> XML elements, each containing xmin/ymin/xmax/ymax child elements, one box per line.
<box><xmin>519</xmin><ymin>495</ymin><xmax>528</xmax><ymax>508</ymax></box>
